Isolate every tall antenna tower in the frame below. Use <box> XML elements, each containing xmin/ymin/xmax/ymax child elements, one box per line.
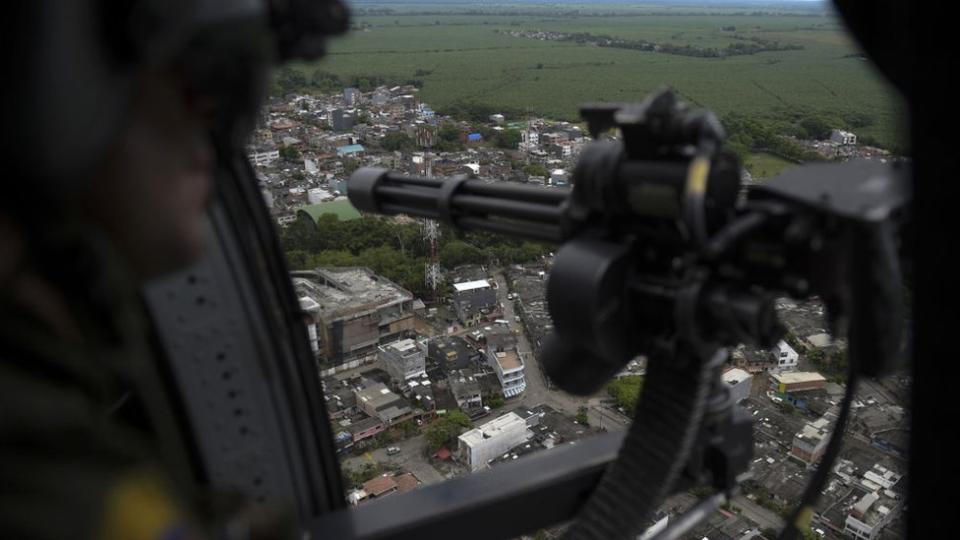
<box><xmin>423</xmin><ymin>218</ymin><xmax>441</xmax><ymax>302</ymax></box>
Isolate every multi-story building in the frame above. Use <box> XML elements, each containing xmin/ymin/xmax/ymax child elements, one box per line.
<box><xmin>344</xmin><ymin>415</ymin><xmax>385</xmax><ymax>443</ymax></box>
<box><xmin>343</xmin><ymin>87</ymin><xmax>360</xmax><ymax>107</ymax></box>
<box><xmin>770</xmin><ymin>371</ymin><xmax>827</xmax><ymax>394</ymax></box>
<box><xmin>458</xmin><ymin>412</ymin><xmax>531</xmax><ymax>471</ymax></box>
<box><xmin>428</xmin><ymin>336</ymin><xmax>480</xmax><ymax>373</ymax></box>
<box><xmin>448</xmin><ymin>368</ymin><xmax>483</xmax><ymax>411</ymax></box>
<box><xmin>355</xmin><ymin>382</ymin><xmax>414</xmax><ymax>425</ymax></box>
<box><xmin>486</xmin><ymin>345</ymin><xmax>525</xmax><ymax>398</ymax></box>
<box><xmin>774</xmin><ymin>340</ymin><xmax>799</xmax><ymax>371</ymax></box>
<box><xmin>379</xmin><ymin>338</ymin><xmax>427</xmax><ymax>383</ymax></box>
<box><xmin>331</xmin><ymin>108</ymin><xmax>354</xmax><ymax>132</ymax></box>
<box><xmin>731</xmin><ymin>345</ymin><xmax>776</xmax><ymax>373</ymax></box>
<box><xmin>790</xmin><ymin>413</ymin><xmax>834</xmax><ymax>466</ymax></box>
<box><xmin>293</xmin><ymin>267</ymin><xmax>420</xmax><ymax>367</ymax></box>
<box><xmin>844</xmin><ymin>489</ymin><xmax>899</xmax><ymax>540</ymax></box>
<box><xmin>843</xmin><ymin>463</ymin><xmax>902</xmax><ymax>540</ymax></box>
<box><xmin>522</xmin><ymin>129</ymin><xmax>540</xmax><ymax>146</ymax></box>
<box><xmin>721</xmin><ymin>367</ymin><xmax>752</xmax><ymax>403</ymax></box>
<box><xmin>248</xmin><ymin>148</ymin><xmax>280</xmax><ymax>166</ymax></box>
<box><xmin>452</xmin><ymin>279</ymin><xmax>497</xmax><ymax>324</ymax></box>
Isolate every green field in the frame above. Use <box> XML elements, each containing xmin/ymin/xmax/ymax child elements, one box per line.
<box><xmin>745</xmin><ymin>152</ymin><xmax>796</xmax><ymax>179</ymax></box>
<box><xmin>295</xmin><ymin>3</ymin><xmax>906</xmax><ymax>149</ymax></box>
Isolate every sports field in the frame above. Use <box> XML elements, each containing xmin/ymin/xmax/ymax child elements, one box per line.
<box><xmin>295</xmin><ymin>3</ymin><xmax>906</xmax><ymax>149</ymax></box>
<box><xmin>745</xmin><ymin>152</ymin><xmax>796</xmax><ymax>179</ymax></box>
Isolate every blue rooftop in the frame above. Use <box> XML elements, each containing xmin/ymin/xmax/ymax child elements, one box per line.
<box><xmin>336</xmin><ymin>144</ymin><xmax>365</xmax><ymax>156</ymax></box>
<box><xmin>467</xmin><ymin>133</ymin><xmax>483</xmax><ymax>141</ymax></box>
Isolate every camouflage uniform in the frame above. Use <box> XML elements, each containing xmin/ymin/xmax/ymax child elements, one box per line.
<box><xmin>0</xmin><ymin>227</ymin><xmax>195</xmax><ymax>540</ymax></box>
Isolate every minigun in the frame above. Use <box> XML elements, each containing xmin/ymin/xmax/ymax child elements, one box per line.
<box><xmin>348</xmin><ymin>89</ymin><xmax>909</xmax><ymax>540</ymax></box>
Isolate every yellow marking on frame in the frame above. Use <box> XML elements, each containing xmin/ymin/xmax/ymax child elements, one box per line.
<box><xmin>687</xmin><ymin>156</ymin><xmax>711</xmax><ymax>195</ymax></box>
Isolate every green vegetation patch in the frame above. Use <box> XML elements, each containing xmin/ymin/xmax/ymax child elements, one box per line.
<box><xmin>299</xmin><ymin>199</ymin><xmax>362</xmax><ymax>222</ymax></box>
<box><xmin>745</xmin><ymin>152</ymin><xmax>796</xmax><ymax>179</ymax></box>
<box><xmin>607</xmin><ymin>375</ymin><xmax>644</xmax><ymax>413</ymax></box>
<box><xmin>289</xmin><ymin>7</ymin><xmax>904</xmax><ymax>149</ymax></box>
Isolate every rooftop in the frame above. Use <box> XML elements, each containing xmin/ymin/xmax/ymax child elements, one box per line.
<box><xmin>337</xmin><ymin>144</ymin><xmax>365</xmax><ymax>155</ymax></box>
<box><xmin>494</xmin><ymin>350</ymin><xmax>523</xmax><ymax>371</ymax></box>
<box><xmin>393</xmin><ymin>473</ymin><xmax>419</xmax><ymax>494</ymax></box>
<box><xmin>429</xmin><ymin>336</ymin><xmax>477</xmax><ymax>372</ymax></box>
<box><xmin>459</xmin><ymin>412</ymin><xmax>526</xmax><ymax>447</ymax></box>
<box><xmin>796</xmin><ymin>415</ymin><xmax>832</xmax><ymax>443</ymax></box>
<box><xmin>722</xmin><ymin>367</ymin><xmax>752</xmax><ymax>385</ymax></box>
<box><xmin>362</xmin><ymin>475</ymin><xmax>397</xmax><ymax>497</ymax></box>
<box><xmin>292</xmin><ymin>267</ymin><xmax>413</xmax><ymax>320</ymax></box>
<box><xmin>342</xmin><ymin>415</ymin><xmax>382</xmax><ymax>435</ymax></box>
<box><xmin>771</xmin><ymin>371</ymin><xmax>827</xmax><ymax>385</ymax></box>
<box><xmin>383</xmin><ymin>338</ymin><xmax>423</xmax><ymax>357</ymax></box>
<box><xmin>448</xmin><ymin>369</ymin><xmax>482</xmax><ymax>399</ymax></box>
<box><xmin>453</xmin><ymin>279</ymin><xmax>491</xmax><ymax>292</ymax></box>
<box><xmin>356</xmin><ymin>382</ymin><xmax>405</xmax><ymax>411</ymax></box>
<box><xmin>806</xmin><ymin>332</ymin><xmax>833</xmax><ymax>348</ymax></box>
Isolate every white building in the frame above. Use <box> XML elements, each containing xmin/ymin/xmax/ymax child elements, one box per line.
<box><xmin>842</xmin><ymin>464</ymin><xmax>901</xmax><ymax>539</ymax></box>
<box><xmin>830</xmin><ymin>129</ymin><xmax>857</xmax><ymax>145</ymax></box>
<box><xmin>458</xmin><ymin>412</ymin><xmax>531</xmax><ymax>471</ymax></box>
<box><xmin>550</xmin><ymin>169</ymin><xmax>569</xmax><ymax>186</ymax></box>
<box><xmin>298</xmin><ymin>296</ymin><xmax>321</xmax><ymax>354</ymax></box>
<box><xmin>522</xmin><ymin>129</ymin><xmax>540</xmax><ymax>146</ymax></box>
<box><xmin>379</xmin><ymin>338</ymin><xmax>427</xmax><ymax>382</ymax></box>
<box><xmin>489</xmin><ymin>113</ymin><xmax>505</xmax><ymax>124</ymax></box>
<box><xmin>844</xmin><ymin>490</ymin><xmax>898</xmax><ymax>540</ymax></box>
<box><xmin>722</xmin><ymin>367</ymin><xmax>752</xmax><ymax>403</ymax></box>
<box><xmin>249</xmin><ymin>149</ymin><xmax>280</xmax><ymax>166</ymax></box>
<box><xmin>486</xmin><ymin>347</ymin><xmax>526</xmax><ymax>398</ymax></box>
<box><xmin>307</xmin><ymin>187</ymin><xmax>333</xmax><ymax>205</ymax></box>
<box><xmin>343</xmin><ymin>87</ymin><xmax>360</xmax><ymax>106</ymax></box>
<box><xmin>774</xmin><ymin>340</ymin><xmax>799</xmax><ymax>371</ymax></box>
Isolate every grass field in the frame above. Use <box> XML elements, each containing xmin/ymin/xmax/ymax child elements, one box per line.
<box><xmin>745</xmin><ymin>152</ymin><xmax>796</xmax><ymax>179</ymax></box>
<box><xmin>295</xmin><ymin>3</ymin><xmax>906</xmax><ymax>149</ymax></box>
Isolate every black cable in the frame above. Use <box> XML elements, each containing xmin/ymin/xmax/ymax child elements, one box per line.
<box><xmin>562</xmin><ymin>346</ymin><xmax>721</xmax><ymax>540</ymax></box>
<box><xmin>777</xmin><ymin>371</ymin><xmax>859</xmax><ymax>540</ymax></box>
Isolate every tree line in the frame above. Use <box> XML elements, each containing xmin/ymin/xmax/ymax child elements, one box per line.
<box><xmin>520</xmin><ymin>30</ymin><xmax>804</xmax><ymax>59</ymax></box>
<box><xmin>275</xmin><ymin>67</ymin><xmax>422</xmax><ymax>96</ymax></box>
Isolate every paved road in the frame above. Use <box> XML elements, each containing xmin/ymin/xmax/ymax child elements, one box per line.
<box><xmin>585</xmin><ymin>400</ymin><xmax>631</xmax><ymax>432</ymax></box>
<box><xmin>341</xmin><ymin>433</ymin><xmax>446</xmax><ymax>486</ymax></box>
<box><xmin>731</xmin><ymin>495</ymin><xmax>785</xmax><ymax>532</ymax></box>
<box><xmin>492</xmin><ymin>272</ymin><xmax>596</xmax><ymax>416</ymax></box>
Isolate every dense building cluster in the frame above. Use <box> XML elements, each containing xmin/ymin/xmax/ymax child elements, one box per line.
<box><xmin>249</xmin><ymin>85</ymin><xmax>586</xmax><ymax>232</ymax></box>
<box><xmin>249</xmin><ymin>85</ymin><xmax>907</xmax><ymax>536</ymax></box>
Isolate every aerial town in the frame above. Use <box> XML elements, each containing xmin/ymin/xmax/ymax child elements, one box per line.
<box><xmin>250</xmin><ymin>84</ymin><xmax>906</xmax><ymax>540</ymax></box>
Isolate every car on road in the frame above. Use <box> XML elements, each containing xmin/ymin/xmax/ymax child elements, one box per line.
<box><xmin>386</xmin><ymin>446</ymin><xmax>401</xmax><ymax>456</ymax></box>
